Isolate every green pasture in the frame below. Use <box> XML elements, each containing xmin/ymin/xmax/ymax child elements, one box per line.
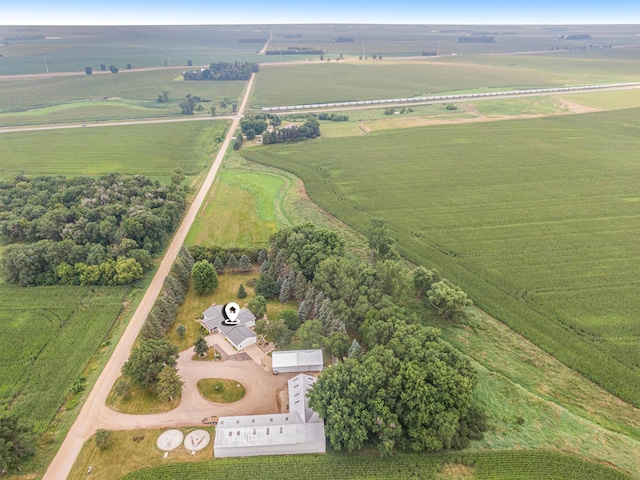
<box><xmin>122</xmin><ymin>450</ymin><xmax>632</xmax><ymax>480</ymax></box>
<box><xmin>242</xmin><ymin>107</ymin><xmax>640</xmax><ymax>407</ymax></box>
<box><xmin>0</xmin><ymin>284</ymin><xmax>128</xmax><ymax>432</ymax></box>
<box><xmin>0</xmin><ymin>121</ymin><xmax>226</xmax><ymax>180</ymax></box>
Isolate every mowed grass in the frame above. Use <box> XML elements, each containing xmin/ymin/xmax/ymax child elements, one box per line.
<box><xmin>106</xmin><ymin>377</ymin><xmax>180</xmax><ymax>415</ymax></box>
<box><xmin>67</xmin><ymin>427</ymin><xmax>215</xmax><ymax>480</ymax></box>
<box><xmin>0</xmin><ymin>121</ymin><xmax>226</xmax><ymax>180</ymax></box>
<box><xmin>196</xmin><ymin>378</ymin><xmax>246</xmax><ymax>403</ymax></box>
<box><xmin>0</xmin><ymin>284</ymin><xmax>128</xmax><ymax>432</ymax></box>
<box><xmin>241</xmin><ymin>107</ymin><xmax>640</xmax><ymax>407</ymax></box>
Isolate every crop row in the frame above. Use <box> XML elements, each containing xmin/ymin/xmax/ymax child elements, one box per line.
<box><xmin>0</xmin><ymin>285</ymin><xmax>127</xmax><ymax>431</ymax></box>
<box><xmin>121</xmin><ymin>450</ymin><xmax>631</xmax><ymax>479</ymax></box>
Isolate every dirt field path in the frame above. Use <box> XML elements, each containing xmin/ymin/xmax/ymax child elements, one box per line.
<box><xmin>42</xmin><ymin>73</ymin><xmax>256</xmax><ymax>480</ymax></box>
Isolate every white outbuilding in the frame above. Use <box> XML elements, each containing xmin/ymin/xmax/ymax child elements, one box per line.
<box><xmin>271</xmin><ymin>349</ymin><xmax>323</xmax><ymax>374</ymax></box>
<box><xmin>213</xmin><ymin>374</ymin><xmax>326</xmax><ymax>458</ymax></box>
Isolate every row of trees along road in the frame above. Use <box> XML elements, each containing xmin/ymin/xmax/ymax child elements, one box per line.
<box><xmin>246</xmin><ymin>222</ymin><xmax>482</xmax><ymax>454</ymax></box>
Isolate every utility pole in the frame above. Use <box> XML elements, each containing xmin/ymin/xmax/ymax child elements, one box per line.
<box><xmin>43</xmin><ymin>53</ymin><xmax>49</xmax><ymax>73</ymax></box>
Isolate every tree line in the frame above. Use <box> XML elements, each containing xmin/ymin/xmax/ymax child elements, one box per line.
<box><xmin>182</xmin><ymin>62</ymin><xmax>259</xmax><ymax>81</ymax></box>
<box><xmin>0</xmin><ymin>173</ymin><xmax>186</xmax><ymax>286</ymax></box>
<box><xmin>242</xmin><ymin>222</ymin><xmax>481</xmax><ymax>454</ymax></box>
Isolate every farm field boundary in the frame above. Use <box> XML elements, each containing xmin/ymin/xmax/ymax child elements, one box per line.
<box><xmin>121</xmin><ymin>450</ymin><xmax>632</xmax><ymax>480</ymax></box>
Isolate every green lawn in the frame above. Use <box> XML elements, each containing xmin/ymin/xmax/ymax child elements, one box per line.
<box><xmin>105</xmin><ymin>377</ymin><xmax>180</xmax><ymax>415</ymax></box>
<box><xmin>241</xmin><ymin>107</ymin><xmax>640</xmax><ymax>408</ymax></box>
<box><xmin>196</xmin><ymin>378</ymin><xmax>246</xmax><ymax>403</ymax></box>
<box><xmin>0</xmin><ymin>121</ymin><xmax>226</xmax><ymax>180</ymax></box>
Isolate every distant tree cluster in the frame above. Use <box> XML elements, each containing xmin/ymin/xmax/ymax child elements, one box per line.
<box><xmin>421</xmin><ymin>51</ymin><xmax>437</xmax><ymax>56</ymax></box>
<box><xmin>183</xmin><ymin>62</ymin><xmax>259</xmax><ymax>81</ymax></box>
<box><xmin>265</xmin><ymin>47</ymin><xmax>323</xmax><ymax>55</ymax></box>
<box><xmin>0</xmin><ymin>412</ymin><xmax>36</xmax><ymax>473</ymax></box>
<box><xmin>334</xmin><ymin>37</ymin><xmax>354</xmax><ymax>43</ymax></box>
<box><xmin>318</xmin><ymin>113</ymin><xmax>349</xmax><ymax>122</ymax></box>
<box><xmin>0</xmin><ymin>174</ymin><xmax>186</xmax><ymax>286</ymax></box>
<box><xmin>262</xmin><ymin>116</ymin><xmax>320</xmax><ymax>144</ymax></box>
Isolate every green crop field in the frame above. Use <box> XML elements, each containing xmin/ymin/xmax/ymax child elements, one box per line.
<box><xmin>242</xmin><ymin>107</ymin><xmax>640</xmax><ymax>407</ymax></box>
<box><xmin>0</xmin><ymin>121</ymin><xmax>226</xmax><ymax>180</ymax></box>
<box><xmin>0</xmin><ymin>69</ymin><xmax>246</xmax><ymax>125</ymax></box>
<box><xmin>250</xmin><ymin>52</ymin><xmax>640</xmax><ymax>107</ymax></box>
<box><xmin>0</xmin><ymin>284</ymin><xmax>128</xmax><ymax>432</ymax></box>
<box><xmin>121</xmin><ymin>450</ymin><xmax>632</xmax><ymax>480</ymax></box>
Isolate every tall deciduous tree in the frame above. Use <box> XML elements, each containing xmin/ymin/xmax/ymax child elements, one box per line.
<box><xmin>427</xmin><ymin>280</ymin><xmax>472</xmax><ymax>321</ymax></box>
<box><xmin>413</xmin><ymin>266</ymin><xmax>439</xmax><ymax>298</ymax></box>
<box><xmin>191</xmin><ymin>260</ymin><xmax>218</xmax><ymax>294</ymax></box>
<box><xmin>367</xmin><ymin>218</ymin><xmax>397</xmax><ymax>262</ymax></box>
<box><xmin>247</xmin><ymin>295</ymin><xmax>267</xmax><ymax>318</ymax></box>
<box><xmin>194</xmin><ymin>336</ymin><xmax>209</xmax><ymax>357</ymax></box>
<box><xmin>121</xmin><ymin>339</ymin><xmax>178</xmax><ymax>389</ymax></box>
<box><xmin>297</xmin><ymin>319</ymin><xmax>323</xmax><ymax>349</ymax></box>
<box><xmin>0</xmin><ymin>413</ymin><xmax>35</xmax><ymax>473</ymax></box>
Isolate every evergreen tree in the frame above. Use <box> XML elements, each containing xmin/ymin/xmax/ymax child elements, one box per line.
<box><xmin>248</xmin><ymin>295</ymin><xmax>267</xmax><ymax>318</ymax></box>
<box><xmin>157</xmin><ymin>366</ymin><xmax>185</xmax><ymax>402</ymax></box>
<box><xmin>94</xmin><ymin>429</ymin><xmax>112</xmax><ymax>450</ymax></box>
<box><xmin>139</xmin><ymin>315</ymin><xmax>165</xmax><ymax>340</ymax></box>
<box><xmin>260</xmin><ymin>260</ymin><xmax>270</xmax><ymax>273</ymax></box>
<box><xmin>279</xmin><ymin>277</ymin><xmax>292</xmax><ymax>303</ymax></box>
<box><xmin>298</xmin><ymin>300</ymin><xmax>311</xmax><ymax>321</ymax></box>
<box><xmin>239</xmin><ymin>254</ymin><xmax>252</xmax><ymax>272</ymax></box>
<box><xmin>238</xmin><ymin>283</ymin><xmax>247</xmax><ymax>298</ymax></box>
<box><xmin>226</xmin><ymin>254</ymin><xmax>239</xmax><ymax>271</ymax></box>
<box><xmin>257</xmin><ymin>248</ymin><xmax>268</xmax><ymax>264</ymax></box>
<box><xmin>176</xmin><ymin>324</ymin><xmax>187</xmax><ymax>338</ymax></box>
<box><xmin>0</xmin><ymin>413</ymin><xmax>35</xmax><ymax>473</ymax></box>
<box><xmin>293</xmin><ymin>271</ymin><xmax>307</xmax><ymax>300</ymax></box>
<box><xmin>213</xmin><ymin>256</ymin><xmax>225</xmax><ymax>273</ymax></box>
<box><xmin>347</xmin><ymin>338</ymin><xmax>363</xmax><ymax>358</ymax></box>
<box><xmin>311</xmin><ymin>291</ymin><xmax>325</xmax><ymax>319</ymax></box>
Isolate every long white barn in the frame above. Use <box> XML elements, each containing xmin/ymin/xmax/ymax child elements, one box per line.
<box><xmin>213</xmin><ymin>374</ymin><xmax>326</xmax><ymax>457</ymax></box>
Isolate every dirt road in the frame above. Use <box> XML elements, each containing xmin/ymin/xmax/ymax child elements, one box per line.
<box><xmin>42</xmin><ymin>73</ymin><xmax>256</xmax><ymax>480</ymax></box>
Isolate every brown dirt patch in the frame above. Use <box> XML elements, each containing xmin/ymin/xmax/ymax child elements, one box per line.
<box><xmin>438</xmin><ymin>463</ymin><xmax>474</xmax><ymax>479</ymax></box>
<box><xmin>557</xmin><ymin>98</ymin><xmax>600</xmax><ymax>114</ymax></box>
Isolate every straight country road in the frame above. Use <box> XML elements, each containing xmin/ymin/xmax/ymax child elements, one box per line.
<box><xmin>42</xmin><ymin>72</ymin><xmax>256</xmax><ymax>480</ymax></box>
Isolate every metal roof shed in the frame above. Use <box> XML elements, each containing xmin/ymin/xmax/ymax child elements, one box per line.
<box><xmin>272</xmin><ymin>349</ymin><xmax>323</xmax><ymax>374</ymax></box>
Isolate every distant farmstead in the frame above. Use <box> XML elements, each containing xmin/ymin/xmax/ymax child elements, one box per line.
<box><xmin>200</xmin><ymin>304</ymin><xmax>256</xmax><ymax>351</ymax></box>
<box><xmin>213</xmin><ymin>374</ymin><xmax>326</xmax><ymax>457</ymax></box>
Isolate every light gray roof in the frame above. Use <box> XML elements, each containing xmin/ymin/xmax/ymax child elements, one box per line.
<box><xmin>225</xmin><ymin>325</ymin><xmax>255</xmax><ymax>348</ymax></box>
<box><xmin>288</xmin><ymin>374</ymin><xmax>321</xmax><ymax>424</ymax></box>
<box><xmin>214</xmin><ymin>374</ymin><xmax>325</xmax><ymax>450</ymax></box>
<box><xmin>272</xmin><ymin>350</ymin><xmax>323</xmax><ymax>369</ymax></box>
<box><xmin>201</xmin><ymin>304</ymin><xmax>256</xmax><ymax>333</ymax></box>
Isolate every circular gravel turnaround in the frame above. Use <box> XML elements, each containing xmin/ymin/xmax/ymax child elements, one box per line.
<box><xmin>156</xmin><ymin>429</ymin><xmax>184</xmax><ymax>451</ymax></box>
<box><xmin>184</xmin><ymin>429</ymin><xmax>211</xmax><ymax>452</ymax></box>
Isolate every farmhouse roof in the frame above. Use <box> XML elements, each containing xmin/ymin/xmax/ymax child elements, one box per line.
<box><xmin>288</xmin><ymin>374</ymin><xmax>321</xmax><ymax>424</ymax></box>
<box><xmin>201</xmin><ymin>304</ymin><xmax>256</xmax><ymax>332</ymax></box>
<box><xmin>272</xmin><ymin>350</ymin><xmax>323</xmax><ymax>369</ymax></box>
<box><xmin>225</xmin><ymin>325</ymin><xmax>255</xmax><ymax>348</ymax></box>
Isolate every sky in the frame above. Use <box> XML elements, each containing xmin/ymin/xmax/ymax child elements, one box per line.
<box><xmin>3</xmin><ymin>0</ymin><xmax>639</xmax><ymax>25</ymax></box>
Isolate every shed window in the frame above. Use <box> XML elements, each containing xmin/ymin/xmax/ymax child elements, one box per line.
<box><xmin>266</xmin><ymin>428</ymin><xmax>270</xmax><ymax>435</ymax></box>
<box><xmin>279</xmin><ymin>427</ymin><xmax>283</xmax><ymax>433</ymax></box>
<box><xmin>253</xmin><ymin>429</ymin><xmax>256</xmax><ymax>435</ymax></box>
<box><xmin>228</xmin><ymin>431</ymin><xmax>232</xmax><ymax>437</ymax></box>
